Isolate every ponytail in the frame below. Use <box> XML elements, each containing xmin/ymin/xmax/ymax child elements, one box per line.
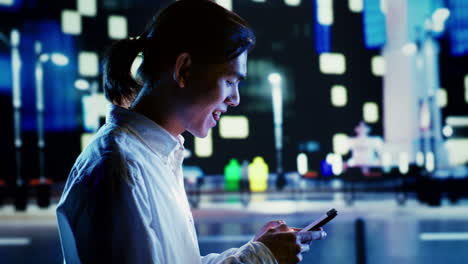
<box><xmin>103</xmin><ymin>38</ymin><xmax>144</xmax><ymax>106</ymax></box>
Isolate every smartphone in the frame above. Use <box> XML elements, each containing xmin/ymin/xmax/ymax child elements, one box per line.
<box><xmin>300</xmin><ymin>208</ymin><xmax>337</xmax><ymax>232</ymax></box>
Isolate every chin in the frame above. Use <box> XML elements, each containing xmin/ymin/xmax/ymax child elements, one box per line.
<box><xmin>189</xmin><ymin>128</ymin><xmax>209</xmax><ymax>138</ymax></box>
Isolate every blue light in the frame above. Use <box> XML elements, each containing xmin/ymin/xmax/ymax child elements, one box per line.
<box><xmin>0</xmin><ymin>54</ymin><xmax>12</xmax><ymax>94</ymax></box>
<box><xmin>313</xmin><ymin>0</ymin><xmax>331</xmax><ymax>53</ymax></box>
<box><xmin>363</xmin><ymin>0</ymin><xmax>386</xmax><ymax>49</ymax></box>
<box><xmin>447</xmin><ymin>0</ymin><xmax>468</xmax><ymax>56</ymax></box>
<box><xmin>0</xmin><ymin>0</ymin><xmax>23</xmax><ymax>12</ymax></box>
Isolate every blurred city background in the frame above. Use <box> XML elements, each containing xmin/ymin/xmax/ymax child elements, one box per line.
<box><xmin>0</xmin><ymin>0</ymin><xmax>467</xmax><ymax>263</ymax></box>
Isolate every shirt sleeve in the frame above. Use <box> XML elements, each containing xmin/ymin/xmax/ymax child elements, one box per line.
<box><xmin>57</xmin><ymin>155</ymin><xmax>161</xmax><ymax>264</ymax></box>
<box><xmin>201</xmin><ymin>241</ymin><xmax>278</xmax><ymax>264</ymax></box>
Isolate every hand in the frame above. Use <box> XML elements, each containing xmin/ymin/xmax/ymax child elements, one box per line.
<box><xmin>254</xmin><ymin>221</ymin><xmax>326</xmax><ymax>264</ymax></box>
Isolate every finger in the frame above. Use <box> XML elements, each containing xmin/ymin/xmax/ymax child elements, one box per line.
<box><xmin>267</xmin><ymin>220</ymin><xmax>285</xmax><ymax>229</ymax></box>
<box><xmin>275</xmin><ymin>223</ymin><xmax>291</xmax><ymax>232</ymax></box>
<box><xmin>299</xmin><ymin>243</ymin><xmax>310</xmax><ymax>253</ymax></box>
<box><xmin>296</xmin><ymin>253</ymin><xmax>303</xmax><ymax>262</ymax></box>
<box><xmin>297</xmin><ymin>230</ymin><xmax>327</xmax><ymax>243</ymax></box>
<box><xmin>291</xmin><ymin>227</ymin><xmax>302</xmax><ymax>232</ymax></box>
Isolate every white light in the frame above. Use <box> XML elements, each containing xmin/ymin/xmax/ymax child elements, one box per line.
<box><xmin>78</xmin><ymin>0</ymin><xmax>97</xmax><ymax>17</ymax></box>
<box><xmin>297</xmin><ymin>153</ymin><xmax>308</xmax><ymax>175</ymax></box>
<box><xmin>398</xmin><ymin>152</ymin><xmax>409</xmax><ymax>174</ymax></box>
<box><xmin>317</xmin><ymin>0</ymin><xmax>334</xmax><ymax>25</ymax></box>
<box><xmin>252</xmin><ymin>0</ymin><xmax>266</xmax><ymax>2</ymax></box>
<box><xmin>81</xmin><ymin>133</ymin><xmax>95</xmax><ymax>151</ymax></box>
<box><xmin>61</xmin><ymin>10</ymin><xmax>82</xmax><ymax>35</ymax></box>
<box><xmin>416</xmin><ymin>151</ymin><xmax>424</xmax><ymax>167</ymax></box>
<box><xmin>0</xmin><ymin>237</ymin><xmax>31</xmax><ymax>246</ymax></box>
<box><xmin>285</xmin><ymin>0</ymin><xmax>301</xmax><ymax>6</ymax></box>
<box><xmin>382</xmin><ymin>152</ymin><xmax>392</xmax><ymax>170</ymax></box>
<box><xmin>82</xmin><ymin>93</ymin><xmax>108</xmax><ymax>131</ymax></box>
<box><xmin>380</xmin><ymin>0</ymin><xmax>387</xmax><ymax>14</ymax></box>
<box><xmin>348</xmin><ymin>0</ymin><xmax>363</xmax><ymax>13</ymax></box>
<box><xmin>446</xmin><ymin>116</ymin><xmax>468</xmax><ymax>127</ymax></box>
<box><xmin>371</xmin><ymin>56</ymin><xmax>385</xmax><ymax>76</ymax></box>
<box><xmin>445</xmin><ymin>138</ymin><xmax>468</xmax><ymax>165</ymax></box>
<box><xmin>363</xmin><ymin>102</ymin><xmax>379</xmax><ymax>123</ymax></box>
<box><xmin>319</xmin><ymin>53</ymin><xmax>346</xmax><ymax>74</ymax></box>
<box><xmin>332</xmin><ymin>133</ymin><xmax>349</xmax><ymax>155</ymax></box>
<box><xmin>39</xmin><ymin>54</ymin><xmax>49</xmax><ymax>63</ymax></box>
<box><xmin>10</xmin><ymin>29</ymin><xmax>20</xmax><ymax>46</ymax></box>
<box><xmin>78</xmin><ymin>51</ymin><xmax>99</xmax><ymax>77</ymax></box>
<box><xmin>442</xmin><ymin>125</ymin><xmax>453</xmax><ymax>137</ymax></box>
<box><xmin>402</xmin><ymin>43</ymin><xmax>417</xmax><ymax>56</ymax></box>
<box><xmin>331</xmin><ymin>85</ymin><xmax>347</xmax><ymax>107</ymax></box>
<box><xmin>108</xmin><ymin>15</ymin><xmax>128</xmax><ymax>40</ymax></box>
<box><xmin>51</xmin><ymin>53</ymin><xmax>69</xmax><ymax>66</ymax></box>
<box><xmin>195</xmin><ymin>129</ymin><xmax>213</xmax><ymax>157</ymax></box>
<box><xmin>219</xmin><ymin>115</ymin><xmax>249</xmax><ymax>139</ymax></box>
<box><xmin>215</xmin><ymin>0</ymin><xmax>232</xmax><ymax>11</ymax></box>
<box><xmin>432</xmin><ymin>8</ymin><xmax>450</xmax><ymax>33</ymax></box>
<box><xmin>425</xmin><ymin>152</ymin><xmax>434</xmax><ymax>172</ymax></box>
<box><xmin>331</xmin><ymin>153</ymin><xmax>343</xmax><ymax>175</ymax></box>
<box><xmin>268</xmin><ymin>73</ymin><xmax>282</xmax><ymax>85</ymax></box>
<box><xmin>75</xmin><ymin>79</ymin><xmax>90</xmax><ymax>91</ymax></box>
<box><xmin>421</xmin><ymin>232</ymin><xmax>468</xmax><ymax>241</ymax></box>
<box><xmin>436</xmin><ymin>88</ymin><xmax>447</xmax><ymax>108</ymax></box>
<box><xmin>465</xmin><ymin>75</ymin><xmax>468</xmax><ymax>103</ymax></box>
<box><xmin>0</xmin><ymin>0</ymin><xmax>14</xmax><ymax>6</ymax></box>
<box><xmin>131</xmin><ymin>54</ymin><xmax>143</xmax><ymax>79</ymax></box>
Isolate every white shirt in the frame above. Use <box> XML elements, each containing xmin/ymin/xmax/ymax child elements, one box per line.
<box><xmin>56</xmin><ymin>104</ymin><xmax>277</xmax><ymax>264</ymax></box>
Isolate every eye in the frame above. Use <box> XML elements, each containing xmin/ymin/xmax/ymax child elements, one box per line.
<box><xmin>226</xmin><ymin>80</ymin><xmax>235</xmax><ymax>86</ymax></box>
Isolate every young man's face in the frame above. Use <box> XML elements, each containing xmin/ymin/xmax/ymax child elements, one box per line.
<box><xmin>183</xmin><ymin>51</ymin><xmax>247</xmax><ymax>138</ymax></box>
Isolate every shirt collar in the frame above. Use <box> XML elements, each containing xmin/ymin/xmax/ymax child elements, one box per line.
<box><xmin>106</xmin><ymin>104</ymin><xmax>184</xmax><ymax>157</ymax></box>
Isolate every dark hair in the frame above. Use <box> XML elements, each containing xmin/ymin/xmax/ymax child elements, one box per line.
<box><xmin>103</xmin><ymin>0</ymin><xmax>256</xmax><ymax>105</ymax></box>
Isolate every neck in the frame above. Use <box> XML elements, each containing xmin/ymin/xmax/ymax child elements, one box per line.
<box><xmin>131</xmin><ymin>89</ymin><xmax>185</xmax><ymax>138</ymax></box>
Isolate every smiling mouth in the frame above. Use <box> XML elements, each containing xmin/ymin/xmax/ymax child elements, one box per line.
<box><xmin>213</xmin><ymin>110</ymin><xmax>222</xmax><ymax>121</ymax></box>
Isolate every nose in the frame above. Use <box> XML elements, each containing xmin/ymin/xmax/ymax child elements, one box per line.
<box><xmin>225</xmin><ymin>85</ymin><xmax>240</xmax><ymax>107</ymax></box>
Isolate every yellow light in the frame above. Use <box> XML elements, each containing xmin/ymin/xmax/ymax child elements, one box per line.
<box><xmin>215</xmin><ymin>0</ymin><xmax>232</xmax><ymax>11</ymax></box>
<box><xmin>332</xmin><ymin>133</ymin><xmax>349</xmax><ymax>155</ymax></box>
<box><xmin>348</xmin><ymin>0</ymin><xmax>363</xmax><ymax>12</ymax></box>
<box><xmin>195</xmin><ymin>129</ymin><xmax>213</xmax><ymax>157</ymax></box>
<box><xmin>108</xmin><ymin>15</ymin><xmax>128</xmax><ymax>40</ymax></box>
<box><xmin>331</xmin><ymin>85</ymin><xmax>347</xmax><ymax>107</ymax></box>
<box><xmin>61</xmin><ymin>10</ymin><xmax>82</xmax><ymax>35</ymax></box>
<box><xmin>437</xmin><ymin>88</ymin><xmax>448</xmax><ymax>108</ymax></box>
<box><xmin>78</xmin><ymin>0</ymin><xmax>97</xmax><ymax>17</ymax></box>
<box><xmin>78</xmin><ymin>51</ymin><xmax>99</xmax><ymax>77</ymax></box>
<box><xmin>219</xmin><ymin>115</ymin><xmax>249</xmax><ymax>139</ymax></box>
<box><xmin>248</xmin><ymin>157</ymin><xmax>269</xmax><ymax>192</ymax></box>
<box><xmin>319</xmin><ymin>53</ymin><xmax>346</xmax><ymax>74</ymax></box>
<box><xmin>371</xmin><ymin>56</ymin><xmax>385</xmax><ymax>76</ymax></box>
<box><xmin>363</xmin><ymin>102</ymin><xmax>379</xmax><ymax>123</ymax></box>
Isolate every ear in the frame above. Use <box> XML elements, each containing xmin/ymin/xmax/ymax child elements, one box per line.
<box><xmin>174</xmin><ymin>52</ymin><xmax>192</xmax><ymax>88</ymax></box>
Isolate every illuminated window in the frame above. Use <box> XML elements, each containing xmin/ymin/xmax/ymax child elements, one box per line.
<box><xmin>331</xmin><ymin>85</ymin><xmax>347</xmax><ymax>107</ymax></box>
<box><xmin>437</xmin><ymin>88</ymin><xmax>447</xmax><ymax>108</ymax></box>
<box><xmin>398</xmin><ymin>152</ymin><xmax>409</xmax><ymax>174</ymax></box>
<box><xmin>78</xmin><ymin>0</ymin><xmax>97</xmax><ymax>17</ymax></box>
<box><xmin>285</xmin><ymin>0</ymin><xmax>301</xmax><ymax>6</ymax></box>
<box><xmin>363</xmin><ymin>102</ymin><xmax>379</xmax><ymax>123</ymax></box>
<box><xmin>195</xmin><ymin>129</ymin><xmax>213</xmax><ymax>157</ymax></box>
<box><xmin>319</xmin><ymin>53</ymin><xmax>346</xmax><ymax>74</ymax></box>
<box><xmin>0</xmin><ymin>0</ymin><xmax>14</xmax><ymax>6</ymax></box>
<box><xmin>81</xmin><ymin>133</ymin><xmax>95</xmax><ymax>151</ymax></box>
<box><xmin>61</xmin><ymin>10</ymin><xmax>81</xmax><ymax>35</ymax></box>
<box><xmin>332</xmin><ymin>133</ymin><xmax>349</xmax><ymax>155</ymax></box>
<box><xmin>348</xmin><ymin>0</ymin><xmax>363</xmax><ymax>12</ymax></box>
<box><xmin>219</xmin><ymin>116</ymin><xmax>249</xmax><ymax>139</ymax></box>
<box><xmin>371</xmin><ymin>56</ymin><xmax>385</xmax><ymax>76</ymax></box>
<box><xmin>78</xmin><ymin>52</ymin><xmax>99</xmax><ymax>77</ymax></box>
<box><xmin>82</xmin><ymin>93</ymin><xmax>108</xmax><ymax>132</ymax></box>
<box><xmin>317</xmin><ymin>0</ymin><xmax>334</xmax><ymax>25</ymax></box>
<box><xmin>296</xmin><ymin>153</ymin><xmax>308</xmax><ymax>175</ymax></box>
<box><xmin>215</xmin><ymin>0</ymin><xmax>232</xmax><ymax>11</ymax></box>
<box><xmin>108</xmin><ymin>15</ymin><xmax>128</xmax><ymax>40</ymax></box>
<box><xmin>465</xmin><ymin>75</ymin><xmax>468</xmax><ymax>103</ymax></box>
<box><xmin>75</xmin><ymin>79</ymin><xmax>90</xmax><ymax>91</ymax></box>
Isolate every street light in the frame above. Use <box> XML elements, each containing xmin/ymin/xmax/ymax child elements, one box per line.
<box><xmin>34</xmin><ymin>41</ymin><xmax>69</xmax><ymax>208</ymax></box>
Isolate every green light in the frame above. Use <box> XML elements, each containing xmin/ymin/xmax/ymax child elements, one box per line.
<box><xmin>224</xmin><ymin>159</ymin><xmax>241</xmax><ymax>191</ymax></box>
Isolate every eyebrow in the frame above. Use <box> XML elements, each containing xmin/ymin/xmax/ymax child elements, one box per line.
<box><xmin>232</xmin><ymin>71</ymin><xmax>246</xmax><ymax>81</ymax></box>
